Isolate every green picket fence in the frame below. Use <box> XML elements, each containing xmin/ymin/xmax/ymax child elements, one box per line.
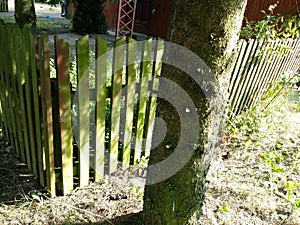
<box><xmin>0</xmin><ymin>21</ymin><xmax>299</xmax><ymax>196</ymax></box>
<box><xmin>0</xmin><ymin>22</ymin><xmax>164</xmax><ymax>196</ymax></box>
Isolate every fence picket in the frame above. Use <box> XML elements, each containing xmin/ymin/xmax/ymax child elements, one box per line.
<box><xmin>228</xmin><ymin>40</ymin><xmax>245</xmax><ymax>95</ymax></box>
<box><xmin>237</xmin><ymin>40</ymin><xmax>264</xmax><ymax>112</ymax></box>
<box><xmin>2</xmin><ymin>25</ymin><xmax>18</xmax><ymax>152</ymax></box>
<box><xmin>76</xmin><ymin>35</ymin><xmax>90</xmax><ymax>187</ymax></box>
<box><xmin>228</xmin><ymin>40</ymin><xmax>251</xmax><ymax>113</ymax></box>
<box><xmin>254</xmin><ymin>40</ymin><xmax>281</xmax><ymax>106</ymax></box>
<box><xmin>94</xmin><ymin>36</ymin><xmax>108</xmax><ymax>180</ymax></box>
<box><xmin>8</xmin><ymin>25</ymin><xmax>23</xmax><ymax>157</ymax></box>
<box><xmin>22</xmin><ymin>28</ymin><xmax>40</xmax><ymax>177</ymax></box>
<box><xmin>134</xmin><ymin>38</ymin><xmax>153</xmax><ymax>162</ymax></box>
<box><xmin>144</xmin><ymin>39</ymin><xmax>164</xmax><ymax>157</ymax></box>
<box><xmin>14</xmin><ymin>28</ymin><xmax>32</xmax><ymax>171</ymax></box>
<box><xmin>230</xmin><ymin>40</ymin><xmax>256</xmax><ymax>114</ymax></box>
<box><xmin>27</xmin><ymin>32</ymin><xmax>45</xmax><ymax>187</ymax></box>
<box><xmin>122</xmin><ymin>38</ymin><xmax>137</xmax><ymax>168</ymax></box>
<box><xmin>110</xmin><ymin>37</ymin><xmax>126</xmax><ymax>173</ymax></box>
<box><xmin>250</xmin><ymin>41</ymin><xmax>277</xmax><ymax>106</ymax></box>
<box><xmin>55</xmin><ymin>36</ymin><xmax>73</xmax><ymax>195</ymax></box>
<box><xmin>0</xmin><ymin>21</ymin><xmax>10</xmax><ymax>142</ymax></box>
<box><xmin>11</xmin><ymin>26</ymin><xmax>26</xmax><ymax>162</ymax></box>
<box><xmin>38</xmin><ymin>35</ymin><xmax>56</xmax><ymax>196</ymax></box>
<box><xmin>245</xmin><ymin>40</ymin><xmax>269</xmax><ymax>108</ymax></box>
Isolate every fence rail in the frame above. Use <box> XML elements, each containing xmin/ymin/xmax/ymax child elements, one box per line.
<box><xmin>0</xmin><ymin>21</ymin><xmax>299</xmax><ymax>195</ymax></box>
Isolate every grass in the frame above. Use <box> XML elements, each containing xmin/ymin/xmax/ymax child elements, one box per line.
<box><xmin>0</xmin><ymin>14</ymin><xmax>71</xmax><ymax>34</ymax></box>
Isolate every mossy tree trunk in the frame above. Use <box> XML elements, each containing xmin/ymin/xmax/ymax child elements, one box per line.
<box><xmin>142</xmin><ymin>0</ymin><xmax>248</xmax><ymax>224</ymax></box>
<box><xmin>15</xmin><ymin>0</ymin><xmax>37</xmax><ymax>29</ymax></box>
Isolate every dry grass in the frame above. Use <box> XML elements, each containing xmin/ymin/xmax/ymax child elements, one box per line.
<box><xmin>200</xmin><ymin>79</ymin><xmax>300</xmax><ymax>225</ymax></box>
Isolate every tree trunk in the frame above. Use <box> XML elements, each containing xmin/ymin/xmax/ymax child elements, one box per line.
<box><xmin>15</xmin><ymin>0</ymin><xmax>37</xmax><ymax>29</ymax></box>
<box><xmin>142</xmin><ymin>0</ymin><xmax>247</xmax><ymax>224</ymax></box>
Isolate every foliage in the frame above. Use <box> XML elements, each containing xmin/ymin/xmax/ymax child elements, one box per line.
<box><xmin>72</xmin><ymin>0</ymin><xmax>107</xmax><ymax>35</ymax></box>
<box><xmin>240</xmin><ymin>2</ymin><xmax>300</xmax><ymax>40</ymax></box>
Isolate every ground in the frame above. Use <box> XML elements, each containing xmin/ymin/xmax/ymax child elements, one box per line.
<box><xmin>0</xmin><ymin>2</ymin><xmax>300</xmax><ymax>224</ymax></box>
<box><xmin>0</xmin><ymin>77</ymin><xmax>299</xmax><ymax>225</ymax></box>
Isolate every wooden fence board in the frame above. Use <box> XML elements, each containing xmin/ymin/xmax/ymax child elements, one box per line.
<box><xmin>22</xmin><ymin>28</ymin><xmax>39</xmax><ymax>177</ymax></box>
<box><xmin>26</xmin><ymin>31</ymin><xmax>45</xmax><ymax>187</ymax></box>
<box><xmin>251</xmin><ymin>41</ymin><xmax>277</xmax><ymax>107</ymax></box>
<box><xmin>292</xmin><ymin>40</ymin><xmax>300</xmax><ymax>72</ymax></box>
<box><xmin>11</xmin><ymin>26</ymin><xmax>26</xmax><ymax>162</ymax></box>
<box><xmin>228</xmin><ymin>41</ymin><xmax>245</xmax><ymax>95</ymax></box>
<box><xmin>144</xmin><ymin>39</ymin><xmax>164</xmax><ymax>157</ymax></box>
<box><xmin>269</xmin><ymin>40</ymin><xmax>292</xmax><ymax>83</ymax></box>
<box><xmin>38</xmin><ymin>35</ymin><xmax>56</xmax><ymax>196</ymax></box>
<box><xmin>245</xmin><ymin>40</ymin><xmax>269</xmax><ymax>108</ymax></box>
<box><xmin>0</xmin><ymin>21</ymin><xmax>9</xmax><ymax>142</ymax></box>
<box><xmin>95</xmin><ymin>36</ymin><xmax>108</xmax><ymax>180</ymax></box>
<box><xmin>8</xmin><ymin>25</ymin><xmax>23</xmax><ymax>157</ymax></box>
<box><xmin>12</xmin><ymin>28</ymin><xmax>31</xmax><ymax>170</ymax></box>
<box><xmin>55</xmin><ymin>36</ymin><xmax>73</xmax><ymax>195</ymax></box>
<box><xmin>285</xmin><ymin>39</ymin><xmax>300</xmax><ymax>74</ymax></box>
<box><xmin>228</xmin><ymin>40</ymin><xmax>252</xmax><ymax>113</ymax></box>
<box><xmin>110</xmin><ymin>37</ymin><xmax>126</xmax><ymax>173</ymax></box>
<box><xmin>231</xmin><ymin>40</ymin><xmax>257</xmax><ymax>114</ymax></box>
<box><xmin>17</xmin><ymin>29</ymin><xmax>32</xmax><ymax>171</ymax></box>
<box><xmin>134</xmin><ymin>38</ymin><xmax>152</xmax><ymax>162</ymax></box>
<box><xmin>122</xmin><ymin>38</ymin><xmax>137</xmax><ymax>168</ymax></box>
<box><xmin>285</xmin><ymin>40</ymin><xmax>300</xmax><ymax>73</ymax></box>
<box><xmin>278</xmin><ymin>40</ymin><xmax>293</xmax><ymax>75</ymax></box>
<box><xmin>268</xmin><ymin>40</ymin><xmax>287</xmax><ymax>82</ymax></box>
<box><xmin>255</xmin><ymin>40</ymin><xmax>281</xmax><ymax>105</ymax></box>
<box><xmin>237</xmin><ymin>40</ymin><xmax>264</xmax><ymax>113</ymax></box>
<box><xmin>76</xmin><ymin>35</ymin><xmax>90</xmax><ymax>187</ymax></box>
<box><xmin>3</xmin><ymin>25</ymin><xmax>18</xmax><ymax>152</ymax></box>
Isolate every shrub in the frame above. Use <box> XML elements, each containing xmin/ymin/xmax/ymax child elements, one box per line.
<box><xmin>72</xmin><ymin>0</ymin><xmax>107</xmax><ymax>35</ymax></box>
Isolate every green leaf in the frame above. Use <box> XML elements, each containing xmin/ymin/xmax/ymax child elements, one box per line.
<box><xmin>219</xmin><ymin>205</ymin><xmax>230</xmax><ymax>212</ymax></box>
<box><xmin>293</xmin><ymin>199</ymin><xmax>300</xmax><ymax>208</ymax></box>
<box><xmin>271</xmin><ymin>165</ymin><xmax>284</xmax><ymax>172</ymax></box>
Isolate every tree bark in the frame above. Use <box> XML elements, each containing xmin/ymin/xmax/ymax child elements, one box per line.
<box><xmin>142</xmin><ymin>0</ymin><xmax>247</xmax><ymax>224</ymax></box>
<box><xmin>15</xmin><ymin>0</ymin><xmax>37</xmax><ymax>29</ymax></box>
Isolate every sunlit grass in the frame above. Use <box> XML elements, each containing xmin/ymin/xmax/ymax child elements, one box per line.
<box><xmin>0</xmin><ymin>15</ymin><xmax>71</xmax><ymax>33</ymax></box>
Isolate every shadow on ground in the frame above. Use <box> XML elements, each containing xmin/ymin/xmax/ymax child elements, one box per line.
<box><xmin>0</xmin><ymin>138</ymin><xmax>46</xmax><ymax>204</ymax></box>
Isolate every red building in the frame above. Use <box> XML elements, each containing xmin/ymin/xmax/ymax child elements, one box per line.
<box><xmin>104</xmin><ymin>0</ymin><xmax>299</xmax><ymax>38</ymax></box>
